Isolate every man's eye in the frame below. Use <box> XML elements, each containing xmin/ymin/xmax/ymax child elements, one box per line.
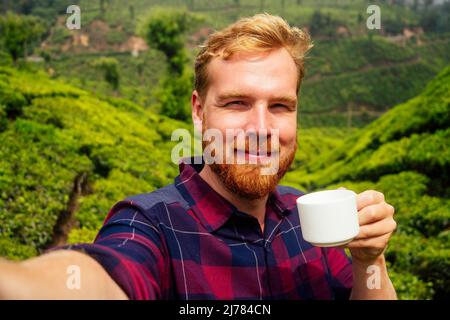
<box><xmin>271</xmin><ymin>104</ymin><xmax>288</xmax><ymax>109</ymax></box>
<box><xmin>225</xmin><ymin>101</ymin><xmax>245</xmax><ymax>107</ymax></box>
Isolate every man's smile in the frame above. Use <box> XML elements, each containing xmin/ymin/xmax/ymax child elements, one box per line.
<box><xmin>234</xmin><ymin>148</ymin><xmax>278</xmax><ymax>164</ymax></box>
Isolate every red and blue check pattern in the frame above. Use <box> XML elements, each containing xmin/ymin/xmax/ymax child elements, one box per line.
<box><xmin>59</xmin><ymin>159</ymin><xmax>353</xmax><ymax>300</ymax></box>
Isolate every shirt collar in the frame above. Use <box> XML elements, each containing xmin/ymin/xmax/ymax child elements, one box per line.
<box><xmin>174</xmin><ymin>157</ymin><xmax>290</xmax><ymax>233</ymax></box>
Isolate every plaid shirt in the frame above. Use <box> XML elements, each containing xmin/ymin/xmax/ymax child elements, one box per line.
<box><xmin>61</xmin><ymin>159</ymin><xmax>353</xmax><ymax>300</ymax></box>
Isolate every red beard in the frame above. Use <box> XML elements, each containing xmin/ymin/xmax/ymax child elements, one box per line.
<box><xmin>202</xmin><ymin>128</ymin><xmax>297</xmax><ymax>200</ymax></box>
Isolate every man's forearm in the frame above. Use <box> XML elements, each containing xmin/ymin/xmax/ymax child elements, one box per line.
<box><xmin>350</xmin><ymin>255</ymin><xmax>397</xmax><ymax>300</ymax></box>
<box><xmin>0</xmin><ymin>250</ymin><xmax>127</xmax><ymax>300</ymax></box>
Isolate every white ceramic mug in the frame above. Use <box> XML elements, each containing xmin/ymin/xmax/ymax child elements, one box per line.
<box><xmin>296</xmin><ymin>189</ymin><xmax>360</xmax><ymax>247</ymax></box>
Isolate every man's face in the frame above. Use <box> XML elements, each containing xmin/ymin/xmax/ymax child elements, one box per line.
<box><xmin>193</xmin><ymin>47</ymin><xmax>299</xmax><ymax>199</ymax></box>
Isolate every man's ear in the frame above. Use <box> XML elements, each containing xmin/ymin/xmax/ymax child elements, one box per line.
<box><xmin>191</xmin><ymin>90</ymin><xmax>204</xmax><ymax>127</ymax></box>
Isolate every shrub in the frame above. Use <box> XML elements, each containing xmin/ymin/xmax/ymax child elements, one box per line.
<box><xmin>91</xmin><ymin>57</ymin><xmax>120</xmax><ymax>90</ymax></box>
<box><xmin>0</xmin><ymin>104</ymin><xmax>7</xmax><ymax>132</ymax></box>
<box><xmin>416</xmin><ymin>247</ymin><xmax>450</xmax><ymax>299</ymax></box>
<box><xmin>287</xmin><ymin>67</ymin><xmax>450</xmax><ymax>299</ymax></box>
<box><xmin>0</xmin><ymin>238</ymin><xmax>37</xmax><ymax>261</ymax></box>
<box><xmin>0</xmin><ymin>13</ymin><xmax>47</xmax><ymax>61</ymax></box>
<box><xmin>105</xmin><ymin>30</ymin><xmax>128</xmax><ymax>46</ymax></box>
<box><xmin>67</xmin><ymin>227</ymin><xmax>98</xmax><ymax>244</ymax></box>
<box><xmin>0</xmin><ymin>51</ymin><xmax>13</xmax><ymax>66</ymax></box>
<box><xmin>0</xmin><ymin>81</ymin><xmax>28</xmax><ymax>118</ymax></box>
<box><xmin>309</xmin><ymin>10</ymin><xmax>341</xmax><ymax>37</ymax></box>
<box><xmin>139</xmin><ymin>6</ymin><xmax>204</xmax><ymax>74</ymax></box>
<box><xmin>0</xmin><ymin>67</ymin><xmax>183</xmax><ymax>259</ymax></box>
<box><xmin>155</xmin><ymin>68</ymin><xmax>193</xmax><ymax>120</ymax></box>
<box><xmin>389</xmin><ymin>269</ymin><xmax>434</xmax><ymax>300</ymax></box>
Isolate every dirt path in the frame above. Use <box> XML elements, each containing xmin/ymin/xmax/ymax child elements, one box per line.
<box><xmin>48</xmin><ymin>172</ymin><xmax>89</xmax><ymax>247</ymax></box>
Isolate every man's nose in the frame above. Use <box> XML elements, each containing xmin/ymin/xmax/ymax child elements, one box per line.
<box><xmin>245</xmin><ymin>103</ymin><xmax>271</xmax><ymax>134</ymax></box>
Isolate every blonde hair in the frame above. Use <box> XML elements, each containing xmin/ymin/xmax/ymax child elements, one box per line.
<box><xmin>194</xmin><ymin>13</ymin><xmax>313</xmax><ymax>98</ymax></box>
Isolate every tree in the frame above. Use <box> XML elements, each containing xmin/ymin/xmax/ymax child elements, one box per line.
<box><xmin>9</xmin><ymin>0</ymin><xmax>76</xmax><ymax>23</ymax></box>
<box><xmin>140</xmin><ymin>8</ymin><xmax>196</xmax><ymax>76</ymax></box>
<box><xmin>0</xmin><ymin>12</ymin><xmax>46</xmax><ymax>62</ymax></box>
<box><xmin>140</xmin><ymin>7</ymin><xmax>204</xmax><ymax>76</ymax></box>
<box><xmin>420</xmin><ymin>2</ymin><xmax>450</xmax><ymax>33</ymax></box>
<box><xmin>155</xmin><ymin>70</ymin><xmax>193</xmax><ymax>120</ymax></box>
<box><xmin>309</xmin><ymin>10</ymin><xmax>338</xmax><ymax>37</ymax></box>
<box><xmin>92</xmin><ymin>57</ymin><xmax>120</xmax><ymax>90</ymax></box>
<box><xmin>357</xmin><ymin>12</ymin><xmax>363</xmax><ymax>25</ymax></box>
<box><xmin>139</xmin><ymin>7</ymin><xmax>203</xmax><ymax>120</ymax></box>
<box><xmin>129</xmin><ymin>5</ymin><xmax>134</xmax><ymax>21</ymax></box>
<box><xmin>99</xmin><ymin>0</ymin><xmax>106</xmax><ymax>17</ymax></box>
<box><xmin>99</xmin><ymin>0</ymin><xmax>111</xmax><ymax>19</ymax></box>
<box><xmin>309</xmin><ymin>10</ymin><xmax>323</xmax><ymax>36</ymax></box>
<box><xmin>13</xmin><ymin>0</ymin><xmax>33</xmax><ymax>14</ymax></box>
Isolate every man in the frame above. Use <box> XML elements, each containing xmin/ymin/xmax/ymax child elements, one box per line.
<box><xmin>0</xmin><ymin>14</ymin><xmax>397</xmax><ymax>300</ymax></box>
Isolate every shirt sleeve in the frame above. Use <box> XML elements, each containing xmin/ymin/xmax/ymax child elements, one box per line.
<box><xmin>52</xmin><ymin>204</ymin><xmax>170</xmax><ymax>300</ymax></box>
<box><xmin>322</xmin><ymin>247</ymin><xmax>353</xmax><ymax>300</ymax></box>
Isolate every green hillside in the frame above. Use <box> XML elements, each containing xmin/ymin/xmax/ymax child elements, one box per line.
<box><xmin>72</xmin><ymin>0</ymin><xmax>420</xmax><ymax>33</ymax></box>
<box><xmin>0</xmin><ymin>65</ymin><xmax>188</xmax><ymax>259</ymax></box>
<box><xmin>44</xmin><ymin>34</ymin><xmax>449</xmax><ymax>128</ymax></box>
<box><xmin>284</xmin><ymin>66</ymin><xmax>450</xmax><ymax>299</ymax></box>
<box><xmin>1</xmin><ymin>63</ymin><xmax>448</xmax><ymax>299</ymax></box>
<box><xmin>47</xmin><ymin>50</ymin><xmax>168</xmax><ymax>108</ymax></box>
<box><xmin>41</xmin><ymin>35</ymin><xmax>449</xmax><ymax>130</ymax></box>
<box><xmin>17</xmin><ymin>0</ymin><xmax>447</xmax><ymax>128</ymax></box>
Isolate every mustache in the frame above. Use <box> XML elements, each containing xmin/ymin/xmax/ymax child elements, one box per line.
<box><xmin>234</xmin><ymin>147</ymin><xmax>279</xmax><ymax>156</ymax></box>
<box><xmin>229</xmin><ymin>136</ymin><xmax>280</xmax><ymax>154</ymax></box>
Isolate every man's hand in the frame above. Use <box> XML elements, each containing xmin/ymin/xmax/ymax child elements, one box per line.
<box><xmin>346</xmin><ymin>189</ymin><xmax>397</xmax><ymax>263</ymax></box>
<box><xmin>0</xmin><ymin>250</ymin><xmax>128</xmax><ymax>299</ymax></box>
<box><xmin>338</xmin><ymin>188</ymin><xmax>397</xmax><ymax>299</ymax></box>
